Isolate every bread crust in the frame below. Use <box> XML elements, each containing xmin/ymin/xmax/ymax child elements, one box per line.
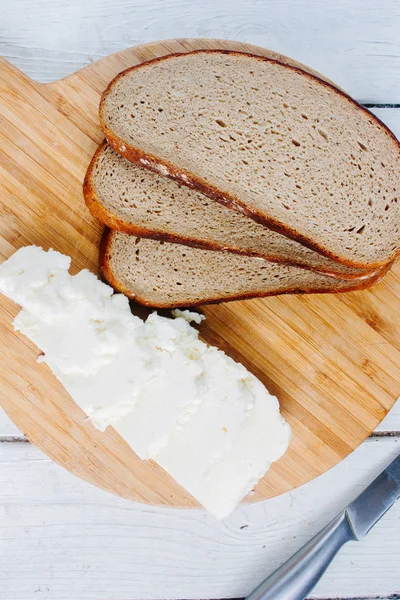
<box><xmin>99</xmin><ymin>228</ymin><xmax>390</xmax><ymax>309</ymax></box>
<box><xmin>84</xmin><ymin>142</ymin><xmax>379</xmax><ymax>281</ymax></box>
<box><xmin>99</xmin><ymin>49</ymin><xmax>400</xmax><ymax>271</ymax></box>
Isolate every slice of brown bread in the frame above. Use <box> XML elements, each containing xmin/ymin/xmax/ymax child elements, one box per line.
<box><xmin>100</xmin><ymin>229</ymin><xmax>388</xmax><ymax>308</ymax></box>
<box><xmin>100</xmin><ymin>50</ymin><xmax>400</xmax><ymax>270</ymax></box>
<box><xmin>85</xmin><ymin>142</ymin><xmax>377</xmax><ymax>280</ymax></box>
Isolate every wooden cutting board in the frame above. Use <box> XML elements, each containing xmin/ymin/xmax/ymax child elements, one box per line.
<box><xmin>1</xmin><ymin>38</ymin><xmax>399</xmax><ymax>510</ymax></box>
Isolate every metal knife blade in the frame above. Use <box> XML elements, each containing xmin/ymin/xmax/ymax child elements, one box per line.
<box><xmin>346</xmin><ymin>453</ymin><xmax>400</xmax><ymax>540</ymax></box>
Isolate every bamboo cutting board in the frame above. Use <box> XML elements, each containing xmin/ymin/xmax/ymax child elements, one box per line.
<box><xmin>1</xmin><ymin>39</ymin><xmax>399</xmax><ymax>510</ymax></box>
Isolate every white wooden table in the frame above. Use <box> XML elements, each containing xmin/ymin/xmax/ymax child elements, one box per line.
<box><xmin>1</xmin><ymin>1</ymin><xmax>400</xmax><ymax>599</ymax></box>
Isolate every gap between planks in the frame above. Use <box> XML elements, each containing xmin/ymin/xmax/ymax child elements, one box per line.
<box><xmin>309</xmin><ymin>596</ymin><xmax>400</xmax><ymax>600</ymax></box>
<box><xmin>183</xmin><ymin>596</ymin><xmax>399</xmax><ymax>600</ymax></box>
<box><xmin>230</xmin><ymin>596</ymin><xmax>400</xmax><ymax>600</ymax></box>
<box><xmin>0</xmin><ymin>432</ymin><xmax>399</xmax><ymax>443</ymax></box>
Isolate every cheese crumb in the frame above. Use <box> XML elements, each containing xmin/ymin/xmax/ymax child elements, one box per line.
<box><xmin>172</xmin><ymin>308</ymin><xmax>205</xmax><ymax>324</ymax></box>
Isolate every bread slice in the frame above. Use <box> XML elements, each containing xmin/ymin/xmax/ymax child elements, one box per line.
<box><xmin>100</xmin><ymin>229</ymin><xmax>388</xmax><ymax>308</ymax></box>
<box><xmin>85</xmin><ymin>142</ymin><xmax>377</xmax><ymax>280</ymax></box>
<box><xmin>100</xmin><ymin>50</ymin><xmax>400</xmax><ymax>270</ymax></box>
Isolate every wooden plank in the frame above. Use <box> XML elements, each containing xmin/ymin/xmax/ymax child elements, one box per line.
<box><xmin>370</xmin><ymin>108</ymin><xmax>400</xmax><ymax>139</ymax></box>
<box><xmin>0</xmin><ymin>408</ymin><xmax>23</xmax><ymax>437</ymax></box>
<box><xmin>0</xmin><ymin>437</ymin><xmax>398</xmax><ymax>600</ymax></box>
<box><xmin>1</xmin><ymin>0</ymin><xmax>400</xmax><ymax>103</ymax></box>
<box><xmin>374</xmin><ymin>398</ymin><xmax>400</xmax><ymax>433</ymax></box>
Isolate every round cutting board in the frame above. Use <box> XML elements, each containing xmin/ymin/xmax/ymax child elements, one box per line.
<box><xmin>1</xmin><ymin>39</ymin><xmax>399</xmax><ymax>510</ymax></box>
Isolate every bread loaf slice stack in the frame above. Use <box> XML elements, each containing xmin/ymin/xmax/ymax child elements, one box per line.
<box><xmin>84</xmin><ymin>50</ymin><xmax>399</xmax><ymax>307</ymax></box>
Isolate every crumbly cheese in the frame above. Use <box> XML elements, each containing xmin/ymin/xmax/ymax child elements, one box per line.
<box><xmin>0</xmin><ymin>246</ymin><xmax>291</xmax><ymax>519</ymax></box>
<box><xmin>171</xmin><ymin>308</ymin><xmax>205</xmax><ymax>325</ymax></box>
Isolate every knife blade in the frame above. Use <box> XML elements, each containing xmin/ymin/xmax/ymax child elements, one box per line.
<box><xmin>246</xmin><ymin>452</ymin><xmax>400</xmax><ymax>600</ymax></box>
<box><xmin>346</xmin><ymin>452</ymin><xmax>400</xmax><ymax>539</ymax></box>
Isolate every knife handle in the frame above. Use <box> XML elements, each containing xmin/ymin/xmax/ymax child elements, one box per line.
<box><xmin>245</xmin><ymin>512</ymin><xmax>355</xmax><ymax>600</ymax></box>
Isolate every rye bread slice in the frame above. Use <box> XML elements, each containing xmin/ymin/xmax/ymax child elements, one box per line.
<box><xmin>100</xmin><ymin>229</ymin><xmax>388</xmax><ymax>308</ymax></box>
<box><xmin>85</xmin><ymin>142</ymin><xmax>377</xmax><ymax>280</ymax></box>
<box><xmin>100</xmin><ymin>50</ymin><xmax>400</xmax><ymax>270</ymax></box>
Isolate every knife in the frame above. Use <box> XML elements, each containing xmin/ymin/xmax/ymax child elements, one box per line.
<box><xmin>245</xmin><ymin>452</ymin><xmax>400</xmax><ymax>600</ymax></box>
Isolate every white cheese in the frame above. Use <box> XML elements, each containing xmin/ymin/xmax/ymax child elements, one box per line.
<box><xmin>171</xmin><ymin>308</ymin><xmax>205</xmax><ymax>325</ymax></box>
<box><xmin>0</xmin><ymin>246</ymin><xmax>291</xmax><ymax>519</ymax></box>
